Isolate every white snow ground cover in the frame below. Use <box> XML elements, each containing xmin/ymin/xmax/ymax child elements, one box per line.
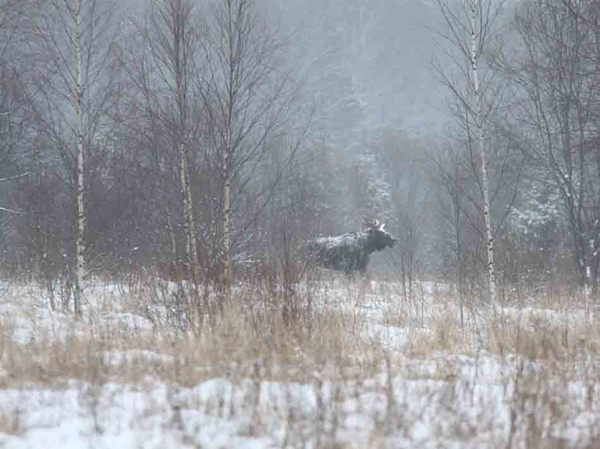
<box><xmin>0</xmin><ymin>279</ymin><xmax>599</xmax><ymax>448</ymax></box>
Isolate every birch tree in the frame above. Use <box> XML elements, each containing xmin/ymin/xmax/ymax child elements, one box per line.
<box><xmin>202</xmin><ymin>0</ymin><xmax>295</xmax><ymax>288</ymax></box>
<box><xmin>127</xmin><ymin>0</ymin><xmax>201</xmax><ymax>281</ymax></box>
<box><xmin>435</xmin><ymin>0</ymin><xmax>504</xmax><ymax>307</ymax></box>
<box><xmin>28</xmin><ymin>0</ymin><xmax>118</xmax><ymax>315</ymax></box>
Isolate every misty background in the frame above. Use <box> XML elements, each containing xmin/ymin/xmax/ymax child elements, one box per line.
<box><xmin>0</xmin><ymin>0</ymin><xmax>596</xmax><ymax>309</ymax></box>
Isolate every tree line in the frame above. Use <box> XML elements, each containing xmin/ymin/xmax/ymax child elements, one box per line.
<box><xmin>0</xmin><ymin>0</ymin><xmax>599</xmax><ymax>314</ymax></box>
<box><xmin>434</xmin><ymin>0</ymin><xmax>600</xmax><ymax>302</ymax></box>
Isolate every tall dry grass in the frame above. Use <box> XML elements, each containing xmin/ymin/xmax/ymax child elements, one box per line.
<box><xmin>1</xmin><ymin>276</ymin><xmax>600</xmax><ymax>447</ymax></box>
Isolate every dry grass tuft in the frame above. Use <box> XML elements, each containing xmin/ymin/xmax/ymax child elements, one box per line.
<box><xmin>487</xmin><ymin>308</ymin><xmax>600</xmax><ymax>363</ymax></box>
<box><xmin>0</xmin><ymin>280</ymin><xmax>383</xmax><ymax>388</ymax></box>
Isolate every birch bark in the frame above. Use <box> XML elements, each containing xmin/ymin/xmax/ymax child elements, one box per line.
<box><xmin>171</xmin><ymin>0</ymin><xmax>198</xmax><ymax>281</ymax></box>
<box><xmin>468</xmin><ymin>0</ymin><xmax>497</xmax><ymax>306</ymax></box>
<box><xmin>74</xmin><ymin>0</ymin><xmax>85</xmax><ymax>316</ymax></box>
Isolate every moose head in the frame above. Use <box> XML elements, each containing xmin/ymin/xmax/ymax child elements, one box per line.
<box><xmin>363</xmin><ymin>219</ymin><xmax>397</xmax><ymax>251</ymax></box>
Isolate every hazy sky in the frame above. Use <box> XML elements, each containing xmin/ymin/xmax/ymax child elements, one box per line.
<box><xmin>261</xmin><ymin>0</ymin><xmax>448</xmax><ymax>139</ymax></box>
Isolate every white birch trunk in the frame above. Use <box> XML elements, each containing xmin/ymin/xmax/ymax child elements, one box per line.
<box><xmin>469</xmin><ymin>0</ymin><xmax>497</xmax><ymax>307</ymax></box>
<box><xmin>222</xmin><ymin>141</ymin><xmax>232</xmax><ymax>287</ymax></box>
<box><xmin>165</xmin><ymin>206</ymin><xmax>177</xmax><ymax>267</ymax></box>
<box><xmin>178</xmin><ymin>146</ymin><xmax>189</xmax><ymax>256</ymax></box>
<box><xmin>186</xmin><ymin>181</ymin><xmax>198</xmax><ymax>277</ymax></box>
<box><xmin>178</xmin><ymin>144</ymin><xmax>198</xmax><ymax>279</ymax></box>
<box><xmin>74</xmin><ymin>0</ymin><xmax>85</xmax><ymax>316</ymax></box>
<box><xmin>172</xmin><ymin>7</ymin><xmax>198</xmax><ymax>282</ymax></box>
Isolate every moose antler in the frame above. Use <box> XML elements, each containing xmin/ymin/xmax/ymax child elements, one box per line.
<box><xmin>363</xmin><ymin>217</ymin><xmax>383</xmax><ymax>230</ymax></box>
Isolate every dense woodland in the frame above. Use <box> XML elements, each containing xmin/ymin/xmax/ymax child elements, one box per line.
<box><xmin>0</xmin><ymin>0</ymin><xmax>599</xmax><ymax>313</ymax></box>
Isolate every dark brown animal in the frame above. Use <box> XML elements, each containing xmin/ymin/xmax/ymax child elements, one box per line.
<box><xmin>306</xmin><ymin>220</ymin><xmax>396</xmax><ymax>274</ymax></box>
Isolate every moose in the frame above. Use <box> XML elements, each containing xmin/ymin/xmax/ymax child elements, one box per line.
<box><xmin>306</xmin><ymin>220</ymin><xmax>397</xmax><ymax>274</ymax></box>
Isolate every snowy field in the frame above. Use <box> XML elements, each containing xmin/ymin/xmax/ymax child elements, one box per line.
<box><xmin>0</xmin><ymin>279</ymin><xmax>599</xmax><ymax>448</ymax></box>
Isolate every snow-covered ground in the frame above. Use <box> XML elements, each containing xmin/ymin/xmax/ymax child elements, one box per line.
<box><xmin>1</xmin><ymin>279</ymin><xmax>599</xmax><ymax>448</ymax></box>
